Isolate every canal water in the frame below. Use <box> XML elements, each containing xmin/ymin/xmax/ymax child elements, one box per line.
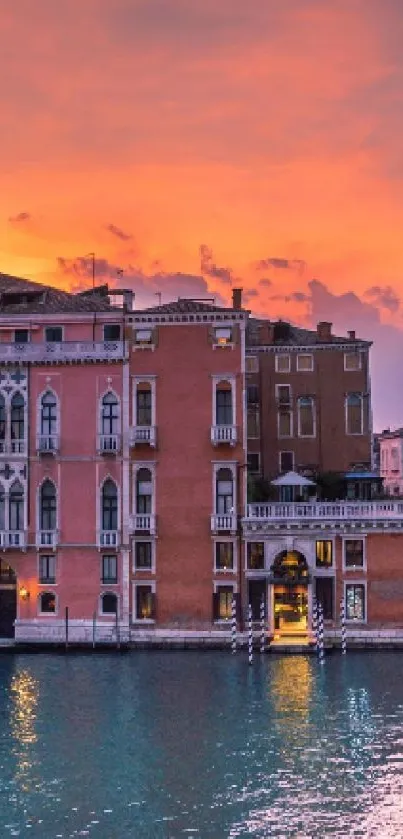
<box><xmin>0</xmin><ymin>652</ymin><xmax>403</xmax><ymax>838</ymax></box>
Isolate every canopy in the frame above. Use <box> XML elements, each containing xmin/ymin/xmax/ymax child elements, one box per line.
<box><xmin>345</xmin><ymin>471</ymin><xmax>380</xmax><ymax>480</ymax></box>
<box><xmin>271</xmin><ymin>471</ymin><xmax>316</xmax><ymax>487</ymax></box>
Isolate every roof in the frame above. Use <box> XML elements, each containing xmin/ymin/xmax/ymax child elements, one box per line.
<box><xmin>247</xmin><ymin>318</ymin><xmax>371</xmax><ymax>347</ymax></box>
<box><xmin>137</xmin><ymin>298</ymin><xmax>244</xmax><ymax>315</ymax></box>
<box><xmin>0</xmin><ymin>273</ymin><xmax>120</xmax><ymax>315</ymax></box>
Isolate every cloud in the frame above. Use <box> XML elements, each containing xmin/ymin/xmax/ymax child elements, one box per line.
<box><xmin>8</xmin><ymin>212</ymin><xmax>31</xmax><ymax>224</ymax></box>
<box><xmin>200</xmin><ymin>243</ymin><xmax>233</xmax><ymax>284</ymax></box>
<box><xmin>364</xmin><ymin>285</ymin><xmax>400</xmax><ymax>313</ymax></box>
<box><xmin>258</xmin><ymin>278</ymin><xmax>272</xmax><ymax>288</ymax></box>
<box><xmin>255</xmin><ymin>257</ymin><xmax>306</xmax><ymax>273</ymax></box>
<box><xmin>105</xmin><ymin>223</ymin><xmax>133</xmax><ymax>241</ymax></box>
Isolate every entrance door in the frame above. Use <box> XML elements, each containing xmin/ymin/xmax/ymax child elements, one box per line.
<box><xmin>273</xmin><ymin>586</ymin><xmax>308</xmax><ymax>636</ymax></box>
<box><xmin>0</xmin><ymin>588</ymin><xmax>17</xmax><ymax>638</ymax></box>
<box><xmin>248</xmin><ymin>579</ymin><xmax>266</xmax><ymax>621</ymax></box>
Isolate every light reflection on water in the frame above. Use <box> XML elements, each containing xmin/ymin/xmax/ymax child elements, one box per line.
<box><xmin>0</xmin><ymin>653</ymin><xmax>403</xmax><ymax>837</ymax></box>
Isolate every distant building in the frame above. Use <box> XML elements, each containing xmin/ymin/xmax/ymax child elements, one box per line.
<box><xmin>378</xmin><ymin>428</ymin><xmax>403</xmax><ymax>496</ymax></box>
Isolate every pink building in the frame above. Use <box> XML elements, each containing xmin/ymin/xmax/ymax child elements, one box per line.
<box><xmin>379</xmin><ymin>429</ymin><xmax>403</xmax><ymax>496</ymax></box>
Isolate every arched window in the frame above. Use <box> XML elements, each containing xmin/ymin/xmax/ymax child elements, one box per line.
<box><xmin>136</xmin><ymin>468</ymin><xmax>152</xmax><ymax>514</ymax></box>
<box><xmin>39</xmin><ymin>592</ymin><xmax>56</xmax><ymax>614</ymax></box>
<box><xmin>0</xmin><ymin>482</ymin><xmax>5</xmax><ymax>531</ymax></box>
<box><xmin>41</xmin><ymin>391</ymin><xmax>57</xmax><ymax>436</ymax></box>
<box><xmin>11</xmin><ymin>393</ymin><xmax>24</xmax><ymax>442</ymax></box>
<box><xmin>346</xmin><ymin>394</ymin><xmax>363</xmax><ymax>435</ymax></box>
<box><xmin>102</xmin><ymin>480</ymin><xmax>118</xmax><ymax>531</ymax></box>
<box><xmin>298</xmin><ymin>396</ymin><xmax>315</xmax><ymax>437</ymax></box>
<box><xmin>9</xmin><ymin>480</ymin><xmax>24</xmax><ymax>531</ymax></box>
<box><xmin>101</xmin><ymin>592</ymin><xmax>118</xmax><ymax>615</ymax></box>
<box><xmin>40</xmin><ymin>480</ymin><xmax>57</xmax><ymax>531</ymax></box>
<box><xmin>101</xmin><ymin>393</ymin><xmax>119</xmax><ymax>436</ymax></box>
<box><xmin>216</xmin><ymin>468</ymin><xmax>233</xmax><ymax>514</ymax></box>
<box><xmin>216</xmin><ymin>381</ymin><xmax>233</xmax><ymax>426</ymax></box>
<box><xmin>0</xmin><ymin>394</ymin><xmax>5</xmax><ymax>448</ymax></box>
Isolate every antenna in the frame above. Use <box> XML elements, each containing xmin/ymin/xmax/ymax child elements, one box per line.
<box><xmin>84</xmin><ymin>252</ymin><xmax>95</xmax><ymax>288</ymax></box>
<box><xmin>155</xmin><ymin>292</ymin><xmax>162</xmax><ymax>305</ymax></box>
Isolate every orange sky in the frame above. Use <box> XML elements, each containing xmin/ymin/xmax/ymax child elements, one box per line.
<box><xmin>1</xmin><ymin>0</ymin><xmax>403</xmax><ymax>426</ymax></box>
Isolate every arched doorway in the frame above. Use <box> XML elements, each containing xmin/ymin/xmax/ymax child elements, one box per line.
<box><xmin>270</xmin><ymin>551</ymin><xmax>310</xmax><ymax>639</ymax></box>
<box><xmin>0</xmin><ymin>559</ymin><xmax>17</xmax><ymax>638</ymax></box>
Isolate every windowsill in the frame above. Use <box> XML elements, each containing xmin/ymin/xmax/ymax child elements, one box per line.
<box><xmin>101</xmin><ymin>581</ymin><xmax>118</xmax><ymax>586</ymax></box>
<box><xmin>212</xmin><ymin>343</ymin><xmax>234</xmax><ymax>350</ymax></box>
<box><xmin>38</xmin><ymin>612</ymin><xmax>57</xmax><ymax>617</ymax></box>
<box><xmin>344</xmin><ymin>565</ymin><xmax>365</xmax><ymax>571</ymax></box>
<box><xmin>215</xmin><ymin>567</ymin><xmax>236</xmax><ymax>574</ymax></box>
<box><xmin>214</xmin><ymin>618</ymin><xmax>231</xmax><ymax>624</ymax></box>
<box><xmin>133</xmin><ymin>567</ymin><xmax>154</xmax><ymax>574</ymax></box>
<box><xmin>132</xmin><ymin>344</ymin><xmax>155</xmax><ymax>352</ymax></box>
<box><xmin>38</xmin><ymin>581</ymin><xmax>57</xmax><ymax>586</ymax></box>
<box><xmin>345</xmin><ymin>619</ymin><xmax>366</xmax><ymax>624</ymax></box>
<box><xmin>132</xmin><ymin>619</ymin><xmax>155</xmax><ymax>624</ymax></box>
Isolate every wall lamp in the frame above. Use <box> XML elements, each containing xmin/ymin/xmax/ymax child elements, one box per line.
<box><xmin>19</xmin><ymin>586</ymin><xmax>30</xmax><ymax>601</ymax></box>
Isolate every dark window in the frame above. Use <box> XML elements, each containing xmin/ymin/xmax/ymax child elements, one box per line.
<box><xmin>136</xmin><ymin>389</ymin><xmax>152</xmax><ymax>426</ymax></box>
<box><xmin>0</xmin><ymin>483</ymin><xmax>4</xmax><ymax>530</ymax></box>
<box><xmin>315</xmin><ymin>577</ymin><xmax>334</xmax><ymax>620</ymax></box>
<box><xmin>247</xmin><ymin>385</ymin><xmax>259</xmax><ymax>405</ymax></box>
<box><xmin>247</xmin><ymin>542</ymin><xmax>265</xmax><ymax>570</ymax></box>
<box><xmin>102</xmin><ymin>480</ymin><xmax>118</xmax><ymax>531</ymax></box>
<box><xmin>136</xmin><ymin>585</ymin><xmax>155</xmax><ymax>619</ymax></box>
<box><xmin>135</xmin><ymin>542</ymin><xmax>152</xmax><ymax>569</ymax></box>
<box><xmin>101</xmin><ymin>593</ymin><xmax>118</xmax><ymax>614</ymax></box>
<box><xmin>9</xmin><ymin>481</ymin><xmax>24</xmax><ymax>531</ymax></box>
<box><xmin>101</xmin><ymin>392</ymin><xmax>119</xmax><ymax>435</ymax></box>
<box><xmin>0</xmin><ymin>560</ymin><xmax>16</xmax><ymax>583</ymax></box>
<box><xmin>277</xmin><ymin>385</ymin><xmax>291</xmax><ymax>405</ymax></box>
<box><xmin>345</xmin><ymin>539</ymin><xmax>364</xmax><ymax>568</ymax></box>
<box><xmin>40</xmin><ymin>480</ymin><xmax>57</xmax><ymax>531</ymax></box>
<box><xmin>103</xmin><ymin>324</ymin><xmax>121</xmax><ymax>342</ymax></box>
<box><xmin>247</xmin><ymin>453</ymin><xmax>260</xmax><ymax>473</ymax></box>
<box><xmin>215</xmin><ymin>542</ymin><xmax>234</xmax><ymax>570</ymax></box>
<box><xmin>14</xmin><ymin>330</ymin><xmax>29</xmax><ymax>343</ymax></box>
<box><xmin>41</xmin><ymin>391</ymin><xmax>57</xmax><ymax>436</ymax></box>
<box><xmin>45</xmin><ymin>326</ymin><xmax>63</xmax><ymax>343</ymax></box>
<box><xmin>216</xmin><ymin>468</ymin><xmax>233</xmax><ymax>514</ymax></box>
<box><xmin>346</xmin><ymin>584</ymin><xmax>365</xmax><ymax>621</ymax></box>
<box><xmin>280</xmin><ymin>451</ymin><xmax>294</xmax><ymax>472</ymax></box>
<box><xmin>278</xmin><ymin>410</ymin><xmax>292</xmax><ymax>438</ymax></box>
<box><xmin>39</xmin><ymin>555</ymin><xmax>56</xmax><ymax>584</ymax></box>
<box><xmin>298</xmin><ymin>396</ymin><xmax>315</xmax><ymax>437</ymax></box>
<box><xmin>11</xmin><ymin>393</ymin><xmax>24</xmax><ymax>440</ymax></box>
<box><xmin>216</xmin><ymin>389</ymin><xmax>232</xmax><ymax>425</ymax></box>
<box><xmin>316</xmin><ymin>540</ymin><xmax>333</xmax><ymax>568</ymax></box>
<box><xmin>40</xmin><ymin>592</ymin><xmax>56</xmax><ymax>613</ymax></box>
<box><xmin>0</xmin><ymin>395</ymin><xmax>5</xmax><ymax>443</ymax></box>
<box><xmin>136</xmin><ymin>469</ymin><xmax>152</xmax><ymax>514</ymax></box>
<box><xmin>213</xmin><ymin>586</ymin><xmax>234</xmax><ymax>620</ymax></box>
<box><xmin>102</xmin><ymin>555</ymin><xmax>117</xmax><ymax>583</ymax></box>
<box><xmin>346</xmin><ymin>394</ymin><xmax>363</xmax><ymax>435</ymax></box>
<box><xmin>247</xmin><ymin>408</ymin><xmax>260</xmax><ymax>438</ymax></box>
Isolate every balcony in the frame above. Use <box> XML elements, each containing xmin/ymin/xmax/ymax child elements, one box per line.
<box><xmin>211</xmin><ymin>425</ymin><xmax>237</xmax><ymax>446</ymax></box>
<box><xmin>130</xmin><ymin>514</ymin><xmax>156</xmax><ymax>535</ymax></box>
<box><xmin>211</xmin><ymin>514</ymin><xmax>237</xmax><ymax>533</ymax></box>
<box><xmin>36</xmin><ymin>434</ymin><xmax>60</xmax><ymax>455</ymax></box>
<box><xmin>0</xmin><ymin>440</ymin><xmax>27</xmax><ymax>456</ymax></box>
<box><xmin>36</xmin><ymin>530</ymin><xmax>58</xmax><ymax>549</ymax></box>
<box><xmin>0</xmin><ymin>531</ymin><xmax>26</xmax><ymax>549</ymax></box>
<box><xmin>97</xmin><ymin>530</ymin><xmax>120</xmax><ymax>548</ymax></box>
<box><xmin>244</xmin><ymin>500</ymin><xmax>403</xmax><ymax>533</ymax></box>
<box><xmin>0</xmin><ymin>341</ymin><xmax>125</xmax><ymax>365</ymax></box>
<box><xmin>130</xmin><ymin>426</ymin><xmax>157</xmax><ymax>447</ymax></box>
<box><xmin>98</xmin><ymin>434</ymin><xmax>121</xmax><ymax>455</ymax></box>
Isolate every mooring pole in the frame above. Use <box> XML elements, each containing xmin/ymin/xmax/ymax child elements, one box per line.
<box><xmin>92</xmin><ymin>611</ymin><xmax>96</xmax><ymax>650</ymax></box>
<box><xmin>260</xmin><ymin>596</ymin><xmax>265</xmax><ymax>654</ymax></box>
<box><xmin>340</xmin><ymin>598</ymin><xmax>347</xmax><ymax>654</ymax></box>
<box><xmin>231</xmin><ymin>596</ymin><xmax>237</xmax><ymax>654</ymax></box>
<box><xmin>318</xmin><ymin>602</ymin><xmax>325</xmax><ymax>664</ymax></box>
<box><xmin>65</xmin><ymin>606</ymin><xmax>69</xmax><ymax>652</ymax></box>
<box><xmin>116</xmin><ymin>611</ymin><xmax>120</xmax><ymax>650</ymax></box>
<box><xmin>248</xmin><ymin>604</ymin><xmax>253</xmax><ymax>665</ymax></box>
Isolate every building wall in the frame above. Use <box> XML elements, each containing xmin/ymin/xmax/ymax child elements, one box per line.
<box><xmin>379</xmin><ymin>436</ymin><xmax>403</xmax><ymax>496</ymax></box>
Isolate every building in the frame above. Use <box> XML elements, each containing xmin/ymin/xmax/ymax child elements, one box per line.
<box><xmin>377</xmin><ymin>428</ymin><xmax>403</xmax><ymax>496</ymax></box>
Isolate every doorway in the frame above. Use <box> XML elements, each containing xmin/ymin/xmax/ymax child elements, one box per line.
<box><xmin>247</xmin><ymin>579</ymin><xmax>267</xmax><ymax>621</ymax></box>
<box><xmin>270</xmin><ymin>550</ymin><xmax>310</xmax><ymax>639</ymax></box>
<box><xmin>0</xmin><ymin>561</ymin><xmax>17</xmax><ymax>638</ymax></box>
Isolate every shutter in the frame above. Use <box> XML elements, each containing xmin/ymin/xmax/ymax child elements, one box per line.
<box><xmin>152</xmin><ymin>327</ymin><xmax>159</xmax><ymax>348</ymax></box>
<box><xmin>208</xmin><ymin>326</ymin><xmax>215</xmax><ymax>346</ymax></box>
<box><xmin>212</xmin><ymin>592</ymin><xmax>220</xmax><ymax>621</ymax></box>
<box><xmin>150</xmin><ymin>593</ymin><xmax>157</xmax><ymax>621</ymax></box>
<box><xmin>234</xmin><ymin>593</ymin><xmax>242</xmax><ymax>624</ymax></box>
<box><xmin>124</xmin><ymin>325</ymin><xmax>132</xmax><ymax>341</ymax></box>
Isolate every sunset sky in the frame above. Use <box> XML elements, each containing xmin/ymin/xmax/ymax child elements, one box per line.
<box><xmin>2</xmin><ymin>0</ymin><xmax>403</xmax><ymax>428</ymax></box>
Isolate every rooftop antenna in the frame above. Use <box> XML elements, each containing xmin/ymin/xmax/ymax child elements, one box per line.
<box><xmin>84</xmin><ymin>252</ymin><xmax>95</xmax><ymax>288</ymax></box>
<box><xmin>117</xmin><ymin>268</ymin><xmax>124</xmax><ymax>279</ymax></box>
<box><xmin>155</xmin><ymin>292</ymin><xmax>162</xmax><ymax>305</ymax></box>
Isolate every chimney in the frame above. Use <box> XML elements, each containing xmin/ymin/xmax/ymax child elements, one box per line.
<box><xmin>260</xmin><ymin>321</ymin><xmax>275</xmax><ymax>344</ymax></box>
<box><xmin>316</xmin><ymin>321</ymin><xmax>332</xmax><ymax>341</ymax></box>
<box><xmin>348</xmin><ymin>330</ymin><xmax>356</xmax><ymax>340</ymax></box>
<box><xmin>232</xmin><ymin>287</ymin><xmax>243</xmax><ymax>309</ymax></box>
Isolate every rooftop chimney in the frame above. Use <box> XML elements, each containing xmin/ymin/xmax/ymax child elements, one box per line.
<box><xmin>260</xmin><ymin>321</ymin><xmax>275</xmax><ymax>344</ymax></box>
<box><xmin>316</xmin><ymin>321</ymin><xmax>332</xmax><ymax>342</ymax></box>
<box><xmin>348</xmin><ymin>330</ymin><xmax>356</xmax><ymax>340</ymax></box>
<box><xmin>232</xmin><ymin>287</ymin><xmax>243</xmax><ymax>309</ymax></box>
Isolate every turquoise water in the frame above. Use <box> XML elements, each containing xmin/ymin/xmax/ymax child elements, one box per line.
<box><xmin>1</xmin><ymin>652</ymin><xmax>403</xmax><ymax>838</ymax></box>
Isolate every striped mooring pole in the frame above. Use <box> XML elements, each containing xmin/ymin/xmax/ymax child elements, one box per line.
<box><xmin>318</xmin><ymin>602</ymin><xmax>325</xmax><ymax>664</ymax></box>
<box><xmin>312</xmin><ymin>596</ymin><xmax>318</xmax><ymax>649</ymax></box>
<box><xmin>248</xmin><ymin>603</ymin><xmax>253</xmax><ymax>665</ymax></box>
<box><xmin>260</xmin><ymin>596</ymin><xmax>266</xmax><ymax>655</ymax></box>
<box><xmin>231</xmin><ymin>597</ymin><xmax>237</xmax><ymax>654</ymax></box>
<box><xmin>340</xmin><ymin>598</ymin><xmax>347</xmax><ymax>654</ymax></box>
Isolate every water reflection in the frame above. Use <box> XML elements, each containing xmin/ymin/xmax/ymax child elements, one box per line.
<box><xmin>10</xmin><ymin>669</ymin><xmax>39</xmax><ymax>790</ymax></box>
<box><xmin>271</xmin><ymin>656</ymin><xmax>313</xmax><ymax>721</ymax></box>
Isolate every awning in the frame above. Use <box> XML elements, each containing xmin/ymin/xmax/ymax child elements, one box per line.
<box><xmin>344</xmin><ymin>472</ymin><xmax>380</xmax><ymax>480</ymax></box>
<box><xmin>271</xmin><ymin>471</ymin><xmax>316</xmax><ymax>487</ymax></box>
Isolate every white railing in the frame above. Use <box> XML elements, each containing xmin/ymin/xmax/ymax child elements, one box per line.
<box><xmin>246</xmin><ymin>501</ymin><xmax>403</xmax><ymax>521</ymax></box>
<box><xmin>0</xmin><ymin>530</ymin><xmax>26</xmax><ymax>549</ymax></box>
<box><xmin>130</xmin><ymin>514</ymin><xmax>156</xmax><ymax>534</ymax></box>
<box><xmin>36</xmin><ymin>530</ymin><xmax>58</xmax><ymax>549</ymax></box>
<box><xmin>98</xmin><ymin>434</ymin><xmax>121</xmax><ymax>454</ymax></box>
<box><xmin>211</xmin><ymin>514</ymin><xmax>237</xmax><ymax>532</ymax></box>
<box><xmin>130</xmin><ymin>426</ymin><xmax>157</xmax><ymax>447</ymax></box>
<box><xmin>211</xmin><ymin>425</ymin><xmax>237</xmax><ymax>446</ymax></box>
<box><xmin>0</xmin><ymin>440</ymin><xmax>27</xmax><ymax>455</ymax></box>
<box><xmin>0</xmin><ymin>341</ymin><xmax>125</xmax><ymax>364</ymax></box>
<box><xmin>36</xmin><ymin>434</ymin><xmax>60</xmax><ymax>454</ymax></box>
<box><xmin>98</xmin><ymin>530</ymin><xmax>120</xmax><ymax>548</ymax></box>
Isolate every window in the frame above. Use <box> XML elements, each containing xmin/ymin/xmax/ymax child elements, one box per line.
<box><xmin>0</xmin><ymin>483</ymin><xmax>4</xmax><ymax>530</ymax></box>
<box><xmin>298</xmin><ymin>396</ymin><xmax>315</xmax><ymax>437</ymax></box>
<box><xmin>14</xmin><ymin>329</ymin><xmax>29</xmax><ymax>343</ymax></box>
<box><xmin>315</xmin><ymin>540</ymin><xmax>333</xmax><ymax>568</ymax></box>
<box><xmin>315</xmin><ymin>577</ymin><xmax>334</xmax><ymax>620</ymax></box>
<box><xmin>102</xmin><ymin>555</ymin><xmax>117</xmax><ymax>584</ymax></box>
<box><xmin>101</xmin><ymin>392</ymin><xmax>119</xmax><ymax>436</ymax></box>
<box><xmin>247</xmin><ymin>453</ymin><xmax>260</xmax><ymax>473</ymax></box>
<box><xmin>215</xmin><ymin>542</ymin><xmax>234</xmax><ymax>571</ymax></box>
<box><xmin>247</xmin><ymin>542</ymin><xmax>264</xmax><ymax>570</ymax></box>
<box><xmin>40</xmin><ymin>391</ymin><xmax>57</xmax><ymax>436</ymax></box>
<box><xmin>101</xmin><ymin>593</ymin><xmax>118</xmax><ymax>614</ymax></box>
<box><xmin>297</xmin><ymin>354</ymin><xmax>314</xmax><ymax>372</ymax></box>
<box><xmin>344</xmin><ymin>352</ymin><xmax>361</xmax><ymax>371</ymax></box>
<box><xmin>246</xmin><ymin>356</ymin><xmax>258</xmax><ymax>373</ymax></box>
<box><xmin>275</xmin><ymin>355</ymin><xmax>290</xmax><ymax>373</ymax></box>
<box><xmin>9</xmin><ymin>481</ymin><xmax>24</xmax><ymax>531</ymax></box>
<box><xmin>0</xmin><ymin>395</ymin><xmax>5</xmax><ymax>447</ymax></box>
<box><xmin>40</xmin><ymin>480</ymin><xmax>56</xmax><ymax>532</ymax></box>
<box><xmin>247</xmin><ymin>385</ymin><xmax>259</xmax><ymax>405</ymax></box>
<box><xmin>214</xmin><ymin>327</ymin><xmax>232</xmax><ymax>346</ymax></box>
<box><xmin>102</xmin><ymin>480</ymin><xmax>118</xmax><ymax>531</ymax></box>
<box><xmin>346</xmin><ymin>394</ymin><xmax>363</xmax><ymax>435</ymax></box>
<box><xmin>134</xmin><ymin>329</ymin><xmax>153</xmax><ymax>345</ymax></box>
<box><xmin>136</xmin><ymin>387</ymin><xmax>152</xmax><ymax>426</ymax></box>
<box><xmin>39</xmin><ymin>592</ymin><xmax>56</xmax><ymax>614</ymax></box>
<box><xmin>216</xmin><ymin>468</ymin><xmax>233</xmax><ymax>514</ymax></box>
<box><xmin>276</xmin><ymin>384</ymin><xmax>291</xmax><ymax>405</ymax></box>
<box><xmin>135</xmin><ymin>542</ymin><xmax>152</xmax><ymax>570</ymax></box>
<box><xmin>345</xmin><ymin>583</ymin><xmax>366</xmax><ymax>621</ymax></box>
<box><xmin>39</xmin><ymin>555</ymin><xmax>56</xmax><ymax>584</ymax></box>
<box><xmin>45</xmin><ymin>326</ymin><xmax>63</xmax><ymax>343</ymax></box>
<box><xmin>11</xmin><ymin>393</ymin><xmax>24</xmax><ymax>441</ymax></box>
<box><xmin>216</xmin><ymin>388</ymin><xmax>232</xmax><ymax>425</ymax></box>
<box><xmin>213</xmin><ymin>586</ymin><xmax>234</xmax><ymax>620</ymax></box>
<box><xmin>279</xmin><ymin>451</ymin><xmax>294</xmax><ymax>472</ymax></box>
<box><xmin>344</xmin><ymin>539</ymin><xmax>364</xmax><ymax>568</ymax></box>
<box><xmin>103</xmin><ymin>324</ymin><xmax>121</xmax><ymax>341</ymax></box>
<box><xmin>247</xmin><ymin>408</ymin><xmax>260</xmax><ymax>438</ymax></box>
<box><xmin>135</xmin><ymin>585</ymin><xmax>155</xmax><ymax>620</ymax></box>
<box><xmin>136</xmin><ymin>468</ymin><xmax>152</xmax><ymax>514</ymax></box>
<box><xmin>278</xmin><ymin>410</ymin><xmax>292</xmax><ymax>438</ymax></box>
